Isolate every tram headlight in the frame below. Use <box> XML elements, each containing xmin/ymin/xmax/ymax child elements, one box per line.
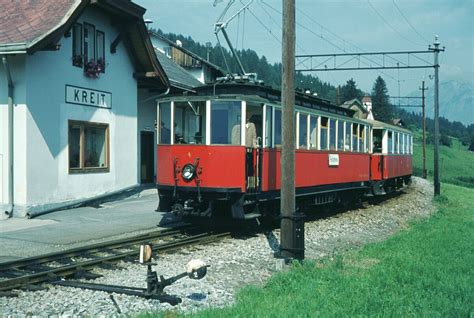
<box><xmin>182</xmin><ymin>164</ymin><xmax>195</xmax><ymax>181</ymax></box>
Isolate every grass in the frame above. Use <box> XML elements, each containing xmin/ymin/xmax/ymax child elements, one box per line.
<box><xmin>412</xmin><ymin>130</ymin><xmax>474</xmax><ymax>188</ymax></box>
<box><xmin>181</xmin><ymin>183</ymin><xmax>473</xmax><ymax>317</ymax></box>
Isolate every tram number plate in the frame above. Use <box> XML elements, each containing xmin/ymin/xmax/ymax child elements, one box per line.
<box><xmin>328</xmin><ymin>154</ymin><xmax>339</xmax><ymax>167</ymax></box>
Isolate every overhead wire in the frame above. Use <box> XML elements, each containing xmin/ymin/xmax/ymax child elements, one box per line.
<box><xmin>255</xmin><ymin>0</ymin><xmax>311</xmax><ymax>69</ymax></box>
<box><xmin>367</xmin><ymin>0</ymin><xmax>426</xmax><ymax>47</ymax></box>
<box><xmin>392</xmin><ymin>0</ymin><xmax>431</xmax><ymax>44</ymax></box>
<box><xmin>260</xmin><ymin>0</ymin><xmax>400</xmax><ymax>83</ymax></box>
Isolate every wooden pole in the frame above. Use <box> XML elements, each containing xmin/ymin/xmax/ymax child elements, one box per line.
<box><xmin>280</xmin><ymin>0</ymin><xmax>303</xmax><ymax>260</ymax></box>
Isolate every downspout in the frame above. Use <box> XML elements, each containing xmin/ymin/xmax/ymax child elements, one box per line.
<box><xmin>2</xmin><ymin>56</ymin><xmax>14</xmax><ymax>218</ymax></box>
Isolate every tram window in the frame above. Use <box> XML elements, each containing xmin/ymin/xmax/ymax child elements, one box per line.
<box><xmin>387</xmin><ymin>131</ymin><xmax>393</xmax><ymax>154</ymax></box>
<box><xmin>320</xmin><ymin>117</ymin><xmax>328</xmax><ymax>150</ymax></box>
<box><xmin>365</xmin><ymin>126</ymin><xmax>370</xmax><ymax>152</ymax></box>
<box><xmin>310</xmin><ymin>115</ymin><xmax>318</xmax><ymax>149</ymax></box>
<box><xmin>299</xmin><ymin>113</ymin><xmax>308</xmax><ymax>149</ymax></box>
<box><xmin>406</xmin><ymin>134</ymin><xmax>409</xmax><ymax>153</ymax></box>
<box><xmin>337</xmin><ymin>120</ymin><xmax>344</xmax><ymax>150</ymax></box>
<box><xmin>352</xmin><ymin>124</ymin><xmax>359</xmax><ymax>152</ymax></box>
<box><xmin>401</xmin><ymin>134</ymin><xmax>405</xmax><ymax>154</ymax></box>
<box><xmin>174</xmin><ymin>101</ymin><xmax>206</xmax><ymax>144</ymax></box>
<box><xmin>274</xmin><ymin>109</ymin><xmax>282</xmax><ymax>147</ymax></box>
<box><xmin>211</xmin><ymin>100</ymin><xmax>241</xmax><ymax>145</ymax></box>
<box><xmin>345</xmin><ymin>122</ymin><xmax>351</xmax><ymax>151</ymax></box>
<box><xmin>159</xmin><ymin>102</ymin><xmax>171</xmax><ymax>144</ymax></box>
<box><xmin>358</xmin><ymin>125</ymin><xmax>364</xmax><ymax>152</ymax></box>
<box><xmin>329</xmin><ymin>119</ymin><xmax>336</xmax><ymax>150</ymax></box>
<box><xmin>373</xmin><ymin>129</ymin><xmax>383</xmax><ymax>153</ymax></box>
<box><xmin>265</xmin><ymin>105</ymin><xmax>272</xmax><ymax>147</ymax></box>
<box><xmin>394</xmin><ymin>132</ymin><xmax>399</xmax><ymax>153</ymax></box>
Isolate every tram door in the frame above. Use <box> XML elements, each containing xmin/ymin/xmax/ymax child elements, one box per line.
<box><xmin>245</xmin><ymin>105</ymin><xmax>263</xmax><ymax>192</ymax></box>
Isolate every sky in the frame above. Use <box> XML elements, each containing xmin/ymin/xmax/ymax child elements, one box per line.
<box><xmin>136</xmin><ymin>0</ymin><xmax>473</xmax><ymax>96</ymax></box>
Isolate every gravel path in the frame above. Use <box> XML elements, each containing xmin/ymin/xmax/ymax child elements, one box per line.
<box><xmin>0</xmin><ymin>177</ymin><xmax>434</xmax><ymax>316</ymax></box>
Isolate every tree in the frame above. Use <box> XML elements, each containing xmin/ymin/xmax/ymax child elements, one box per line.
<box><xmin>469</xmin><ymin>135</ymin><xmax>474</xmax><ymax>151</ymax></box>
<box><xmin>340</xmin><ymin>78</ymin><xmax>361</xmax><ymax>103</ymax></box>
<box><xmin>371</xmin><ymin>76</ymin><xmax>393</xmax><ymax>123</ymax></box>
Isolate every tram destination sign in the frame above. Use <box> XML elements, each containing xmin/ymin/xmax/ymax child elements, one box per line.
<box><xmin>65</xmin><ymin>85</ymin><xmax>112</xmax><ymax>109</ymax></box>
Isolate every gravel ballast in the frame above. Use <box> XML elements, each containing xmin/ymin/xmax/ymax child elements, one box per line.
<box><xmin>0</xmin><ymin>177</ymin><xmax>435</xmax><ymax>316</ymax></box>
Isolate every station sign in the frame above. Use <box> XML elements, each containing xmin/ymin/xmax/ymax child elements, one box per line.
<box><xmin>65</xmin><ymin>85</ymin><xmax>112</xmax><ymax>109</ymax></box>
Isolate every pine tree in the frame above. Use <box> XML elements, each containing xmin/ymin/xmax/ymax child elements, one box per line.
<box><xmin>340</xmin><ymin>78</ymin><xmax>361</xmax><ymax>103</ymax></box>
<box><xmin>371</xmin><ymin>76</ymin><xmax>393</xmax><ymax>123</ymax></box>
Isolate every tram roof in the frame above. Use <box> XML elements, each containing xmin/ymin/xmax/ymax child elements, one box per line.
<box><xmin>167</xmin><ymin>82</ymin><xmax>355</xmax><ymax>118</ymax></box>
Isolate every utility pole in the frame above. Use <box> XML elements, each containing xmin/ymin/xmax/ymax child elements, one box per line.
<box><xmin>429</xmin><ymin>36</ymin><xmax>444</xmax><ymax>196</ymax></box>
<box><xmin>419</xmin><ymin>81</ymin><xmax>428</xmax><ymax>179</ymax></box>
<box><xmin>280</xmin><ymin>0</ymin><xmax>304</xmax><ymax>261</ymax></box>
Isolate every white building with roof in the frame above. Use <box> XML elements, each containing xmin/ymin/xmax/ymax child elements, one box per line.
<box><xmin>0</xmin><ymin>0</ymin><xmax>169</xmax><ymax>218</ymax></box>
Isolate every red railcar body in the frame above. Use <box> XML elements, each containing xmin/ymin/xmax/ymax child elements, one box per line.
<box><xmin>157</xmin><ymin>145</ymin><xmax>247</xmax><ymax>191</ymax></box>
<box><xmin>261</xmin><ymin>150</ymin><xmax>370</xmax><ymax>191</ymax></box>
<box><xmin>370</xmin><ymin>154</ymin><xmax>413</xmax><ymax>181</ymax></box>
<box><xmin>155</xmin><ymin>83</ymin><xmax>413</xmax><ymax>219</ymax></box>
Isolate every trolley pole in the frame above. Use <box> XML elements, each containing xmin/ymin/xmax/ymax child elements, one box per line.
<box><xmin>420</xmin><ymin>81</ymin><xmax>428</xmax><ymax>179</ymax></box>
<box><xmin>280</xmin><ymin>0</ymin><xmax>304</xmax><ymax>261</ymax></box>
<box><xmin>429</xmin><ymin>36</ymin><xmax>444</xmax><ymax>196</ymax></box>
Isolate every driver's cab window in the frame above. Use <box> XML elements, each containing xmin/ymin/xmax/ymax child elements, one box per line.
<box><xmin>174</xmin><ymin>101</ymin><xmax>206</xmax><ymax>144</ymax></box>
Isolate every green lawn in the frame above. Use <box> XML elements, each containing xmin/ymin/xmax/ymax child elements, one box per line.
<box><xmin>412</xmin><ymin>131</ymin><xmax>474</xmax><ymax>188</ymax></box>
<box><xmin>189</xmin><ymin>183</ymin><xmax>474</xmax><ymax>317</ymax></box>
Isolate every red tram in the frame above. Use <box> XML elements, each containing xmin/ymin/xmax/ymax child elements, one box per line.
<box><xmin>156</xmin><ymin>83</ymin><xmax>413</xmax><ymax>219</ymax></box>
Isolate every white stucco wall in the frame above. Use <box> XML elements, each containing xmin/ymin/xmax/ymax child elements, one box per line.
<box><xmin>0</xmin><ymin>55</ymin><xmax>27</xmax><ymax>212</ymax></box>
<box><xmin>6</xmin><ymin>7</ymin><xmax>139</xmax><ymax>216</ymax></box>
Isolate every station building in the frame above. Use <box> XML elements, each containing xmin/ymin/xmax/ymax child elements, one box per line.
<box><xmin>0</xmin><ymin>0</ymin><xmax>170</xmax><ymax>218</ymax></box>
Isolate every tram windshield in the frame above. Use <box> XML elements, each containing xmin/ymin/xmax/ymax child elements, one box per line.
<box><xmin>174</xmin><ymin>101</ymin><xmax>206</xmax><ymax>144</ymax></box>
<box><xmin>211</xmin><ymin>100</ymin><xmax>241</xmax><ymax>145</ymax></box>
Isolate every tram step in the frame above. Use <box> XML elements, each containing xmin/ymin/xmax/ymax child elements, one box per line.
<box><xmin>243</xmin><ymin>213</ymin><xmax>261</xmax><ymax>220</ymax></box>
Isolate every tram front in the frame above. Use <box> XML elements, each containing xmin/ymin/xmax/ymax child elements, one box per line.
<box><xmin>156</xmin><ymin>96</ymin><xmax>263</xmax><ymax>219</ymax></box>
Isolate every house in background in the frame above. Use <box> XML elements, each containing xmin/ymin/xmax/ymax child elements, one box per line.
<box><xmin>149</xmin><ymin>31</ymin><xmax>225</xmax><ymax>84</ymax></box>
<box><xmin>340</xmin><ymin>96</ymin><xmax>374</xmax><ymax>120</ymax></box>
<box><xmin>0</xmin><ymin>0</ymin><xmax>169</xmax><ymax>217</ymax></box>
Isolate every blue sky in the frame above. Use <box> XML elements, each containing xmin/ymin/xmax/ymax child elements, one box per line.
<box><xmin>136</xmin><ymin>0</ymin><xmax>473</xmax><ymax>96</ymax></box>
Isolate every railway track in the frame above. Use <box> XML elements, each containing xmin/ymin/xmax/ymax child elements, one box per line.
<box><xmin>0</xmin><ymin>227</ymin><xmax>230</xmax><ymax>296</ymax></box>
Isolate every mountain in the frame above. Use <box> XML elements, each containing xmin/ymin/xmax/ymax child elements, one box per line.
<box><xmin>406</xmin><ymin>80</ymin><xmax>473</xmax><ymax>125</ymax></box>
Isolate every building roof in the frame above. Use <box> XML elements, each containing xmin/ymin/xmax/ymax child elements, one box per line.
<box><xmin>149</xmin><ymin>31</ymin><xmax>226</xmax><ymax>76</ymax></box>
<box><xmin>155</xmin><ymin>49</ymin><xmax>202</xmax><ymax>91</ymax></box>
<box><xmin>362</xmin><ymin>95</ymin><xmax>372</xmax><ymax>103</ymax></box>
<box><xmin>0</xmin><ymin>0</ymin><xmax>168</xmax><ymax>89</ymax></box>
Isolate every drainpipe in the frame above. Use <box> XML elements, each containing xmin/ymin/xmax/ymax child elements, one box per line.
<box><xmin>2</xmin><ymin>56</ymin><xmax>14</xmax><ymax>218</ymax></box>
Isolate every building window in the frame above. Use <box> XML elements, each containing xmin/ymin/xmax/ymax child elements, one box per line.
<box><xmin>72</xmin><ymin>24</ymin><xmax>83</xmax><ymax>67</ymax></box>
<box><xmin>69</xmin><ymin>121</ymin><xmax>109</xmax><ymax>173</ymax></box>
<box><xmin>96</xmin><ymin>30</ymin><xmax>105</xmax><ymax>73</ymax></box>
<box><xmin>83</xmin><ymin>23</ymin><xmax>95</xmax><ymax>64</ymax></box>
